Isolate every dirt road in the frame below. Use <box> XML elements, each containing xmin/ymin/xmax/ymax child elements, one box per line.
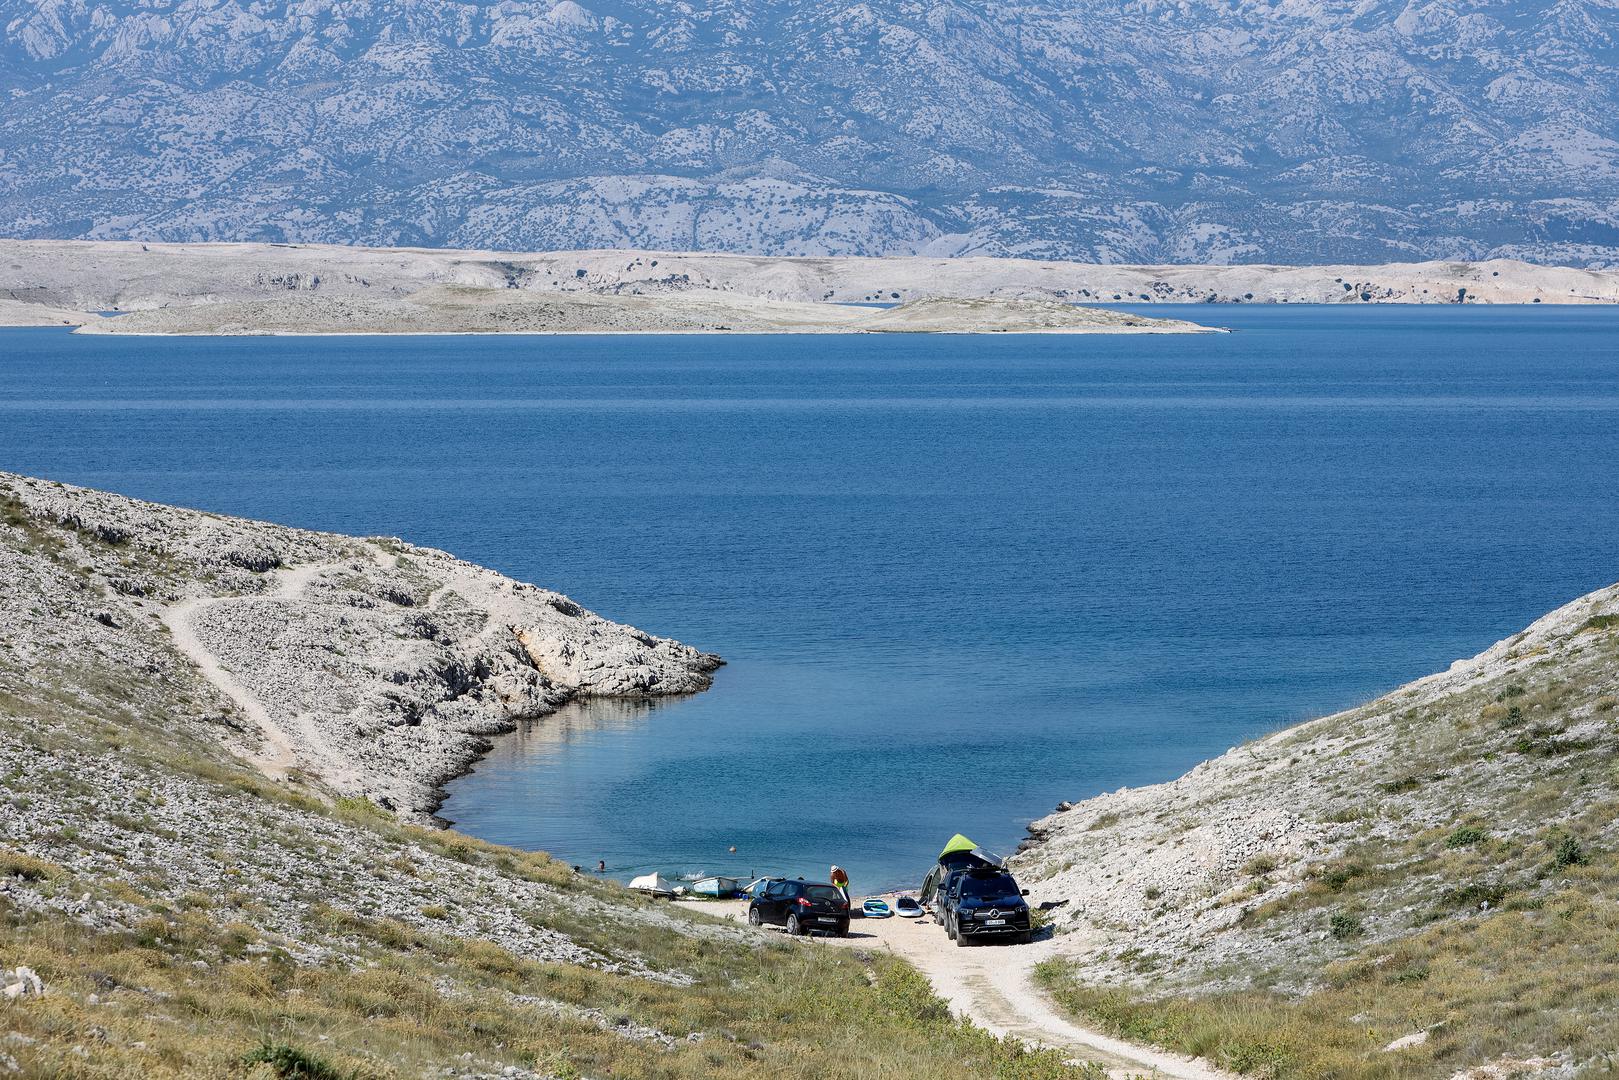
<box><xmin>676</xmin><ymin>899</ymin><xmax>1230</xmax><ymax>1080</ymax></box>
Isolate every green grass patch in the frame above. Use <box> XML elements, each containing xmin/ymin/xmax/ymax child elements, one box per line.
<box><xmin>244</xmin><ymin>1042</ymin><xmax>364</xmax><ymax>1080</ymax></box>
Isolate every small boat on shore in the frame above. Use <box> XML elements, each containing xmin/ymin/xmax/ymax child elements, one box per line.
<box><xmin>628</xmin><ymin>873</ymin><xmax>676</xmax><ymax>897</ymax></box>
<box><xmin>690</xmin><ymin>875</ymin><xmax>742</xmax><ymax>898</ymax></box>
<box><xmin>862</xmin><ymin>898</ymin><xmax>893</xmax><ymax>918</ymax></box>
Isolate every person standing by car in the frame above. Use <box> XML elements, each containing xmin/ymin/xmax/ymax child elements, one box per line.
<box><xmin>829</xmin><ymin>865</ymin><xmax>850</xmax><ymax>905</ymax></box>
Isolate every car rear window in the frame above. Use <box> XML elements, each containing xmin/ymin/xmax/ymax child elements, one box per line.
<box><xmin>805</xmin><ymin>885</ymin><xmax>843</xmax><ymax>903</ymax></box>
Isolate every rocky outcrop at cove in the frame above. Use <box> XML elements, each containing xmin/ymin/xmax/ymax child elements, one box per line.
<box><xmin>0</xmin><ymin>472</ymin><xmax>721</xmax><ymax>819</ymax></box>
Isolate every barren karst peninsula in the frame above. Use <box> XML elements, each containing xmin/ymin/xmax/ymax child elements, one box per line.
<box><xmin>1</xmin><ymin>472</ymin><xmax>722</xmax><ymax>820</ymax></box>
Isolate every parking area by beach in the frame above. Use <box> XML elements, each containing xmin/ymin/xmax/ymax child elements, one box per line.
<box><xmin>672</xmin><ymin>896</ymin><xmax>1227</xmax><ymax>1080</ymax></box>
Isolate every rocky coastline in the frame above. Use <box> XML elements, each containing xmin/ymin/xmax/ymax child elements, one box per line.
<box><xmin>0</xmin><ymin>471</ymin><xmax>722</xmax><ymax>821</ymax></box>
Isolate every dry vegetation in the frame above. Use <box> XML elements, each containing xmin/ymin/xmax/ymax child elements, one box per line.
<box><xmin>1038</xmin><ymin>837</ymin><xmax>1619</xmax><ymax>1080</ymax></box>
<box><xmin>0</xmin><ymin>885</ymin><xmax>1092</xmax><ymax>1080</ymax></box>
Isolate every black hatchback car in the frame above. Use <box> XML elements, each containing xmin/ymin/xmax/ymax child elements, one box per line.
<box><xmin>747</xmin><ymin>879</ymin><xmax>850</xmax><ymax>936</ymax></box>
<box><xmin>941</xmin><ymin>867</ymin><xmax>1032</xmax><ymax>945</ymax></box>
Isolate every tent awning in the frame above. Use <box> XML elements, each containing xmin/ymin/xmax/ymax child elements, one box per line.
<box><xmin>939</xmin><ymin>833</ymin><xmax>978</xmax><ymax>860</ymax></box>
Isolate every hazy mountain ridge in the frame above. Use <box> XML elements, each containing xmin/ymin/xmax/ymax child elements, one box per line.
<box><xmin>2</xmin><ymin>0</ymin><xmax>1618</xmax><ymax>262</ymax></box>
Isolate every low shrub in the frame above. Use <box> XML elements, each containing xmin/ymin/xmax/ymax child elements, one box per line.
<box><xmin>242</xmin><ymin>1042</ymin><xmax>360</xmax><ymax>1080</ymax></box>
<box><xmin>1244</xmin><ymin>855</ymin><xmax>1279</xmax><ymax>877</ymax></box>
<box><xmin>1551</xmin><ymin>835</ymin><xmax>1587</xmax><ymax>868</ymax></box>
<box><xmin>1328</xmin><ymin>911</ymin><xmax>1363</xmax><ymax>940</ymax></box>
<box><xmin>1438</xmin><ymin>880</ymin><xmax>1509</xmax><ymax>910</ymax></box>
<box><xmin>1511</xmin><ymin>728</ymin><xmax>1594</xmax><ymax>757</ymax></box>
<box><xmin>1316</xmin><ymin>860</ymin><xmax>1369</xmax><ymax>892</ymax></box>
<box><xmin>333</xmin><ymin>796</ymin><xmax>390</xmax><ymax>821</ymax></box>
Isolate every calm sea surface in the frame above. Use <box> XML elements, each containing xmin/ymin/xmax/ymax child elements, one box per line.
<box><xmin>4</xmin><ymin>306</ymin><xmax>1617</xmax><ymax>890</ymax></box>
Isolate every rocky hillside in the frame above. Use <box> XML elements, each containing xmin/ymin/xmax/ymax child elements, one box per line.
<box><xmin>1</xmin><ymin>471</ymin><xmax>721</xmax><ymax>820</ymax></box>
<box><xmin>1</xmin><ymin>0</ymin><xmax>1617</xmax><ymax>264</ymax></box>
<box><xmin>0</xmin><ymin>472</ymin><xmax>1092</xmax><ymax>1078</ymax></box>
<box><xmin>1017</xmin><ymin>580</ymin><xmax>1619</xmax><ymax>1076</ymax></box>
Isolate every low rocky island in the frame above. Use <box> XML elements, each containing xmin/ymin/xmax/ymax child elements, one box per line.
<box><xmin>6</xmin><ymin>240</ymin><xmax>1619</xmax><ymax>337</ymax></box>
<box><xmin>67</xmin><ymin>286</ymin><xmax>1216</xmax><ymax>336</ymax></box>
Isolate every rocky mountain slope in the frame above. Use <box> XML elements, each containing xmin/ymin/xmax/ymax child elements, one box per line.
<box><xmin>5</xmin><ymin>242</ymin><xmax>1618</xmax><ymax>325</ymax></box>
<box><xmin>1016</xmin><ymin>579</ymin><xmax>1619</xmax><ymax>1076</ymax></box>
<box><xmin>2</xmin><ymin>0</ymin><xmax>1617</xmax><ymax>264</ymax></box>
<box><xmin>0</xmin><ymin>471</ymin><xmax>1091</xmax><ymax>1078</ymax></box>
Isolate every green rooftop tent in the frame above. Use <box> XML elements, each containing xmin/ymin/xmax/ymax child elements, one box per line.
<box><xmin>938</xmin><ymin>834</ymin><xmax>1005</xmax><ymax>870</ymax></box>
<box><xmin>921</xmin><ymin>834</ymin><xmax>1006</xmax><ymax>905</ymax></box>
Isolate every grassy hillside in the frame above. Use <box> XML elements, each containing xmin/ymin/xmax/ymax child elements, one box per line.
<box><xmin>0</xmin><ymin>476</ymin><xmax>1093</xmax><ymax>1079</ymax></box>
<box><xmin>1021</xmin><ymin>582</ymin><xmax>1619</xmax><ymax>1079</ymax></box>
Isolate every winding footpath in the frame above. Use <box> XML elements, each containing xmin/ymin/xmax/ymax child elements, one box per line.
<box><xmin>160</xmin><ymin>591</ymin><xmax>300</xmax><ymax>777</ymax></box>
<box><xmin>158</xmin><ymin>546</ymin><xmax>426</xmax><ymax>785</ymax></box>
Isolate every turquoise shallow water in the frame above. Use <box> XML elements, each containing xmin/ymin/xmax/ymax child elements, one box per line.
<box><xmin>3</xmin><ymin>305</ymin><xmax>1617</xmax><ymax>891</ymax></box>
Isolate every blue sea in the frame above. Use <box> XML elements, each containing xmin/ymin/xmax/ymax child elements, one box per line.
<box><xmin>3</xmin><ymin>306</ymin><xmax>1617</xmax><ymax>891</ymax></box>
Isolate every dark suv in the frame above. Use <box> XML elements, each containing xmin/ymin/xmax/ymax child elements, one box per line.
<box><xmin>748</xmin><ymin>879</ymin><xmax>850</xmax><ymax>937</ymax></box>
<box><xmin>941</xmin><ymin>868</ymin><xmax>1032</xmax><ymax>946</ymax></box>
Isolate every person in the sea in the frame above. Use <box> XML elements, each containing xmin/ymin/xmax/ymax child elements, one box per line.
<box><xmin>829</xmin><ymin>864</ymin><xmax>850</xmax><ymax>905</ymax></box>
<box><xmin>596</xmin><ymin>860</ymin><xmax>606</xmax><ymax>874</ymax></box>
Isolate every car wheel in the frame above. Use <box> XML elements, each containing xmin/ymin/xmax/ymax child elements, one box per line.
<box><xmin>786</xmin><ymin>914</ymin><xmax>802</xmax><ymax>937</ymax></box>
<box><xmin>747</xmin><ymin>906</ymin><xmax>762</xmax><ymax>927</ymax></box>
<box><xmin>1016</xmin><ymin>931</ymin><xmax>1032</xmax><ymax>945</ymax></box>
<box><xmin>837</xmin><ymin>921</ymin><xmax>850</xmax><ymax>937</ymax></box>
<box><xmin>945</xmin><ymin>916</ymin><xmax>956</xmax><ymax>939</ymax></box>
<box><xmin>955</xmin><ymin>926</ymin><xmax>970</xmax><ymax>947</ymax></box>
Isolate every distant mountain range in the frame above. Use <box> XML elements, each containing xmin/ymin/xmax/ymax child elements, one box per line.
<box><xmin>3</xmin><ymin>0</ymin><xmax>1617</xmax><ymax>263</ymax></box>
